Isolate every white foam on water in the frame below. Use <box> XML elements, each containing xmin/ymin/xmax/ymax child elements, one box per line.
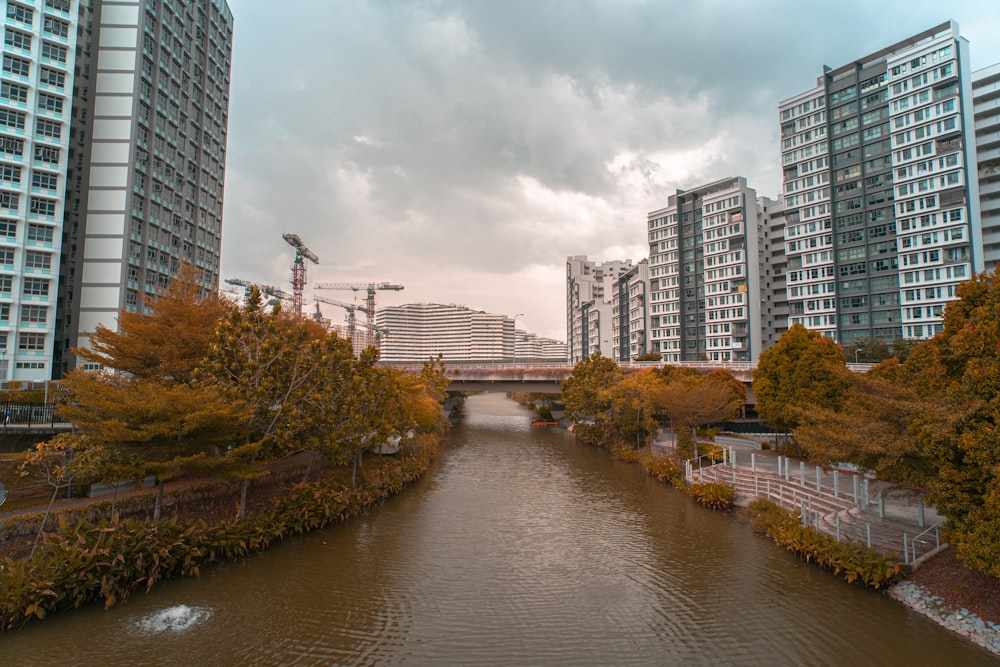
<box><xmin>135</xmin><ymin>604</ymin><xmax>211</xmax><ymax>634</ymax></box>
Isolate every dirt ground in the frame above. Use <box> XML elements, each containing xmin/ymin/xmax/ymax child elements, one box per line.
<box><xmin>910</xmin><ymin>548</ymin><xmax>1000</xmax><ymax>624</ymax></box>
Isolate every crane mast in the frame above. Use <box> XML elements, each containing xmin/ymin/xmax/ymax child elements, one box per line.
<box><xmin>282</xmin><ymin>233</ymin><xmax>319</xmax><ymax>318</ymax></box>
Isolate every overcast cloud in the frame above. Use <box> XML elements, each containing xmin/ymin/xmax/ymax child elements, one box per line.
<box><xmin>220</xmin><ymin>1</ymin><xmax>1000</xmax><ymax>342</ymax></box>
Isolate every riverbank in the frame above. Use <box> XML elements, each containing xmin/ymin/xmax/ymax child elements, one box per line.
<box><xmin>0</xmin><ymin>435</ymin><xmax>439</xmax><ymax>633</ymax></box>
<box><xmin>608</xmin><ymin>440</ymin><xmax>1000</xmax><ymax>657</ymax></box>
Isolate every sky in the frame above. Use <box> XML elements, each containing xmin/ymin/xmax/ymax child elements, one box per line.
<box><xmin>219</xmin><ymin>1</ymin><xmax>1000</xmax><ymax>343</ymax></box>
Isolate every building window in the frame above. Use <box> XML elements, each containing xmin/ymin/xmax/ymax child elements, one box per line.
<box><xmin>18</xmin><ymin>332</ymin><xmax>45</xmax><ymax>351</ymax></box>
<box><xmin>22</xmin><ymin>278</ymin><xmax>49</xmax><ymax>296</ymax></box>
<box><xmin>0</xmin><ymin>220</ymin><xmax>16</xmax><ymax>238</ymax></box>
<box><xmin>0</xmin><ymin>191</ymin><xmax>20</xmax><ymax>211</ymax></box>
<box><xmin>35</xmin><ymin>119</ymin><xmax>62</xmax><ymax>140</ymax></box>
<box><xmin>37</xmin><ymin>93</ymin><xmax>63</xmax><ymax>114</ymax></box>
<box><xmin>0</xmin><ymin>109</ymin><xmax>26</xmax><ymax>131</ymax></box>
<box><xmin>1</xmin><ymin>82</ymin><xmax>29</xmax><ymax>104</ymax></box>
<box><xmin>1</xmin><ymin>55</ymin><xmax>29</xmax><ymax>77</ymax></box>
<box><xmin>20</xmin><ymin>305</ymin><xmax>47</xmax><ymax>323</ymax></box>
<box><xmin>29</xmin><ymin>197</ymin><xmax>56</xmax><ymax>217</ymax></box>
<box><xmin>0</xmin><ymin>248</ymin><xmax>12</xmax><ymax>266</ymax></box>
<box><xmin>31</xmin><ymin>172</ymin><xmax>57</xmax><ymax>191</ymax></box>
<box><xmin>42</xmin><ymin>17</ymin><xmax>69</xmax><ymax>38</ymax></box>
<box><xmin>0</xmin><ymin>165</ymin><xmax>20</xmax><ymax>184</ymax></box>
<box><xmin>33</xmin><ymin>145</ymin><xmax>60</xmax><ymax>164</ymax></box>
<box><xmin>40</xmin><ymin>41</ymin><xmax>67</xmax><ymax>63</ymax></box>
<box><xmin>6</xmin><ymin>3</ymin><xmax>33</xmax><ymax>24</ymax></box>
<box><xmin>27</xmin><ymin>224</ymin><xmax>53</xmax><ymax>243</ymax></box>
<box><xmin>0</xmin><ymin>137</ymin><xmax>24</xmax><ymax>157</ymax></box>
<box><xmin>24</xmin><ymin>250</ymin><xmax>50</xmax><ymax>270</ymax></box>
<box><xmin>39</xmin><ymin>67</ymin><xmax>65</xmax><ymax>89</ymax></box>
<box><xmin>45</xmin><ymin>0</ymin><xmax>71</xmax><ymax>11</ymax></box>
<box><xmin>3</xmin><ymin>29</ymin><xmax>32</xmax><ymax>51</ymax></box>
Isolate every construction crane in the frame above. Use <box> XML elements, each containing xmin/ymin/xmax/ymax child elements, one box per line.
<box><xmin>225</xmin><ymin>278</ymin><xmax>293</xmax><ymax>307</ymax></box>
<box><xmin>313</xmin><ymin>282</ymin><xmax>403</xmax><ymax>349</ymax></box>
<box><xmin>314</xmin><ymin>295</ymin><xmax>364</xmax><ymax>341</ymax></box>
<box><xmin>282</xmin><ymin>233</ymin><xmax>319</xmax><ymax>318</ymax></box>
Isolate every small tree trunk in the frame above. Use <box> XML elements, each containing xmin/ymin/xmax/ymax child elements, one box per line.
<box><xmin>153</xmin><ymin>479</ymin><xmax>165</xmax><ymax>520</ymax></box>
<box><xmin>238</xmin><ymin>478</ymin><xmax>250</xmax><ymax>520</ymax></box>
<box><xmin>30</xmin><ymin>484</ymin><xmax>62</xmax><ymax>560</ymax></box>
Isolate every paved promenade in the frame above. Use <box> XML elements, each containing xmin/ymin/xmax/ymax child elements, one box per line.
<box><xmin>654</xmin><ymin>432</ymin><xmax>945</xmax><ymax>565</ymax></box>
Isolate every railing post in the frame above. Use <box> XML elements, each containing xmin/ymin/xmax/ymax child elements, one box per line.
<box><xmin>835</xmin><ymin>514</ymin><xmax>841</xmax><ymax>542</ymax></box>
<box><xmin>866</xmin><ymin>524</ymin><xmax>871</xmax><ymax>549</ymax></box>
<box><xmin>878</xmin><ymin>488</ymin><xmax>886</xmax><ymax>519</ymax></box>
<box><xmin>799</xmin><ymin>461</ymin><xmax>805</xmax><ymax>486</ymax></box>
<box><xmin>779</xmin><ymin>484</ymin><xmax>783</xmax><ymax>508</ymax></box>
<box><xmin>862</xmin><ymin>478</ymin><xmax>869</xmax><ymax>508</ymax></box>
<box><xmin>815</xmin><ymin>466</ymin><xmax>821</xmax><ymax>493</ymax></box>
<box><xmin>833</xmin><ymin>470</ymin><xmax>839</xmax><ymax>498</ymax></box>
<box><xmin>903</xmin><ymin>534</ymin><xmax>909</xmax><ymax>564</ymax></box>
<box><xmin>777</xmin><ymin>455</ymin><xmax>783</xmax><ymax>477</ymax></box>
<box><xmin>751</xmin><ymin>452</ymin><xmax>756</xmax><ymax>473</ymax></box>
<box><xmin>766</xmin><ymin>480</ymin><xmax>771</xmax><ymax>502</ymax></box>
<box><xmin>754</xmin><ymin>475</ymin><xmax>759</xmax><ymax>498</ymax></box>
<box><xmin>918</xmin><ymin>502</ymin><xmax>926</xmax><ymax>528</ymax></box>
<box><xmin>853</xmin><ymin>476</ymin><xmax>861</xmax><ymax>506</ymax></box>
<box><xmin>785</xmin><ymin>459</ymin><xmax>791</xmax><ymax>482</ymax></box>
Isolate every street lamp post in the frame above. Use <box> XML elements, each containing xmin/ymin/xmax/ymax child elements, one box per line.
<box><xmin>854</xmin><ymin>348</ymin><xmax>860</xmax><ymax>364</ymax></box>
<box><xmin>512</xmin><ymin>313</ymin><xmax>524</xmax><ymax>365</ymax></box>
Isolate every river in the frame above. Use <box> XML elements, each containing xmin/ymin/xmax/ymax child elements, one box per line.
<box><xmin>1</xmin><ymin>393</ymin><xmax>994</xmax><ymax>665</ymax></box>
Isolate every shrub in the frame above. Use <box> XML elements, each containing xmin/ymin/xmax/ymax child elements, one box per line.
<box><xmin>688</xmin><ymin>482</ymin><xmax>734</xmax><ymax>510</ymax></box>
<box><xmin>745</xmin><ymin>498</ymin><xmax>908</xmax><ymax>589</ymax></box>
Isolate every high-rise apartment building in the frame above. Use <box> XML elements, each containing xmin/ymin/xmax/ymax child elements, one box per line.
<box><xmin>58</xmin><ymin>0</ymin><xmax>233</xmax><ymax>375</ymax></box>
<box><xmin>973</xmin><ymin>63</ymin><xmax>1000</xmax><ymax>272</ymax></box>
<box><xmin>780</xmin><ymin>21</ymin><xmax>982</xmax><ymax>345</ymax></box>
<box><xmin>1</xmin><ymin>0</ymin><xmax>232</xmax><ymax>381</ymax></box>
<box><xmin>646</xmin><ymin>177</ymin><xmax>772</xmax><ymax>363</ymax></box>
<box><xmin>1</xmin><ymin>0</ymin><xmax>82</xmax><ymax>380</ymax></box>
<box><xmin>566</xmin><ymin>255</ymin><xmax>631</xmax><ymax>363</ymax></box>
<box><xmin>611</xmin><ymin>259</ymin><xmax>649</xmax><ymax>362</ymax></box>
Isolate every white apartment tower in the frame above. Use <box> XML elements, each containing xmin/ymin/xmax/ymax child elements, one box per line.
<box><xmin>646</xmin><ymin>177</ymin><xmax>764</xmax><ymax>363</ymax></box>
<box><xmin>779</xmin><ymin>21</ymin><xmax>982</xmax><ymax>345</ymax></box>
<box><xmin>376</xmin><ymin>303</ymin><xmax>515</xmax><ymax>364</ymax></box>
<box><xmin>1</xmin><ymin>0</ymin><xmax>81</xmax><ymax>380</ymax></box>
<box><xmin>59</xmin><ymin>0</ymin><xmax>233</xmax><ymax>375</ymax></box>
<box><xmin>611</xmin><ymin>259</ymin><xmax>650</xmax><ymax>362</ymax></box>
<box><xmin>566</xmin><ymin>255</ymin><xmax>631</xmax><ymax>363</ymax></box>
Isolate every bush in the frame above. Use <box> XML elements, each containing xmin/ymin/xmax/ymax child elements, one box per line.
<box><xmin>0</xmin><ymin>438</ymin><xmax>439</xmax><ymax>633</ymax></box>
<box><xmin>688</xmin><ymin>482</ymin><xmax>734</xmax><ymax>510</ymax></box>
<box><xmin>745</xmin><ymin>498</ymin><xmax>908</xmax><ymax>589</ymax></box>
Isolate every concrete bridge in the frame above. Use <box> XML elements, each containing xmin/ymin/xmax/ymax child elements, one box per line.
<box><xmin>385</xmin><ymin>361</ymin><xmax>873</xmax><ymax>396</ymax></box>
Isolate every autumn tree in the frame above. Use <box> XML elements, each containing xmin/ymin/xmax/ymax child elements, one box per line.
<box><xmin>889</xmin><ymin>269</ymin><xmax>1000</xmax><ymax>576</ymax></box>
<box><xmin>794</xmin><ymin>365</ymin><xmax>933</xmax><ymax>484</ymax></box>
<box><xmin>658</xmin><ymin>370</ymin><xmax>745</xmax><ymax>460</ymax></box>
<box><xmin>600</xmin><ymin>368</ymin><xmax>665</xmax><ymax>448</ymax></box>
<box><xmin>56</xmin><ymin>266</ymin><xmax>242</xmax><ymax>517</ymax></box>
<box><xmin>561</xmin><ymin>352</ymin><xmax>624</xmax><ymax>446</ymax></box>
<box><xmin>753</xmin><ymin>323</ymin><xmax>848</xmax><ymax>450</ymax></box>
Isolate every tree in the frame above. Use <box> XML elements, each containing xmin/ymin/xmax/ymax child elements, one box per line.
<box><xmin>76</xmin><ymin>263</ymin><xmax>228</xmax><ymax>383</ymax></box>
<box><xmin>601</xmin><ymin>368</ymin><xmax>664</xmax><ymax>448</ymax></box>
<box><xmin>844</xmin><ymin>337</ymin><xmax>890</xmax><ymax>364</ymax></box>
<box><xmin>56</xmin><ymin>267</ymin><xmax>243</xmax><ymax>518</ymax></box>
<box><xmin>561</xmin><ymin>352</ymin><xmax>624</xmax><ymax>446</ymax></box>
<box><xmin>633</xmin><ymin>352</ymin><xmax>662</xmax><ymax>362</ymax></box>
<box><xmin>753</xmin><ymin>324</ymin><xmax>848</xmax><ymax>447</ymax></box>
<box><xmin>658</xmin><ymin>371</ymin><xmax>745</xmax><ymax>460</ymax></box>
<box><xmin>890</xmin><ymin>269</ymin><xmax>1000</xmax><ymax>576</ymax></box>
<box><xmin>794</xmin><ymin>365</ymin><xmax>932</xmax><ymax>484</ymax></box>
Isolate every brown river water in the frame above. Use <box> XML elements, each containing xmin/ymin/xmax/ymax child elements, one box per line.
<box><xmin>1</xmin><ymin>393</ymin><xmax>995</xmax><ymax>665</ymax></box>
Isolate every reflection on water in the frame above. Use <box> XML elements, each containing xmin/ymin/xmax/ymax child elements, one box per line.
<box><xmin>1</xmin><ymin>393</ymin><xmax>995</xmax><ymax>665</ymax></box>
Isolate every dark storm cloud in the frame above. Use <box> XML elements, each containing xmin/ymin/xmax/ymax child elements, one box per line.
<box><xmin>221</xmin><ymin>0</ymin><xmax>1000</xmax><ymax>340</ymax></box>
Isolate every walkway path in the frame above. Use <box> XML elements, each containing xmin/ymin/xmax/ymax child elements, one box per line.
<box><xmin>654</xmin><ymin>434</ymin><xmax>945</xmax><ymax>566</ymax></box>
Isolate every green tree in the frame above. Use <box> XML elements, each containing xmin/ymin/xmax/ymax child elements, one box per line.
<box><xmin>845</xmin><ymin>337</ymin><xmax>890</xmax><ymax>364</ymax></box>
<box><xmin>753</xmin><ymin>324</ymin><xmax>848</xmax><ymax>448</ymax></box>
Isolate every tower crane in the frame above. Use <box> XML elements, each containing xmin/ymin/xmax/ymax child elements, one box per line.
<box><xmin>282</xmin><ymin>233</ymin><xmax>319</xmax><ymax>318</ymax></box>
<box><xmin>224</xmin><ymin>278</ymin><xmax>293</xmax><ymax>307</ymax></box>
<box><xmin>313</xmin><ymin>282</ymin><xmax>403</xmax><ymax>349</ymax></box>
<box><xmin>314</xmin><ymin>295</ymin><xmax>364</xmax><ymax>341</ymax></box>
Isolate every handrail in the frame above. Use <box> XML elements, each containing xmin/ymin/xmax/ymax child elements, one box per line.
<box><xmin>905</xmin><ymin>521</ymin><xmax>944</xmax><ymax>564</ymax></box>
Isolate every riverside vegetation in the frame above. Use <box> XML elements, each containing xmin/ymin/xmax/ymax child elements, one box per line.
<box><xmin>0</xmin><ymin>267</ymin><xmax>451</xmax><ymax>632</ymax></box>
